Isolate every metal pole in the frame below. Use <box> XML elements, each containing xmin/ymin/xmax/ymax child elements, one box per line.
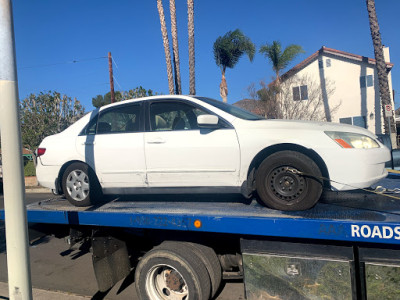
<box><xmin>108</xmin><ymin>52</ymin><xmax>115</xmax><ymax>103</ymax></box>
<box><xmin>388</xmin><ymin>116</ymin><xmax>393</xmax><ymax>149</ymax></box>
<box><xmin>0</xmin><ymin>1</ymin><xmax>33</xmax><ymax>299</ymax></box>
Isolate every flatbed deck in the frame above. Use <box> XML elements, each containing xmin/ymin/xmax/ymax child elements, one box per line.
<box><xmin>2</xmin><ymin>191</ymin><xmax>400</xmax><ymax>246</ymax></box>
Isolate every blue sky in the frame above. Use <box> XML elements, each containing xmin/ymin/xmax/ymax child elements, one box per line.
<box><xmin>12</xmin><ymin>0</ymin><xmax>400</xmax><ymax>110</ymax></box>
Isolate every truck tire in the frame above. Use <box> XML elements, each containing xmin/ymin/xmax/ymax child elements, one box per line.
<box><xmin>256</xmin><ymin>150</ymin><xmax>323</xmax><ymax>211</ymax></box>
<box><xmin>135</xmin><ymin>242</ymin><xmax>211</xmax><ymax>300</ymax></box>
<box><xmin>62</xmin><ymin>162</ymin><xmax>102</xmax><ymax>207</ymax></box>
<box><xmin>162</xmin><ymin>241</ymin><xmax>222</xmax><ymax>298</ymax></box>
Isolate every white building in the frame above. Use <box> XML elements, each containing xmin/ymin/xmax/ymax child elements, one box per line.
<box><xmin>279</xmin><ymin>46</ymin><xmax>395</xmax><ymax>137</ymax></box>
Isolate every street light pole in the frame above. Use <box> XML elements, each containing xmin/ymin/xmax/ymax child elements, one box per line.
<box><xmin>0</xmin><ymin>1</ymin><xmax>33</xmax><ymax>299</ymax></box>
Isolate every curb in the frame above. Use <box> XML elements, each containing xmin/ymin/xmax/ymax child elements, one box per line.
<box><xmin>0</xmin><ymin>282</ymin><xmax>90</xmax><ymax>300</ymax></box>
<box><xmin>1</xmin><ymin>187</ymin><xmax>51</xmax><ymax>195</ymax></box>
<box><xmin>25</xmin><ymin>187</ymin><xmax>52</xmax><ymax>194</ymax></box>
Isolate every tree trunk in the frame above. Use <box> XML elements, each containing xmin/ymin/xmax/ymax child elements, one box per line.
<box><xmin>170</xmin><ymin>0</ymin><xmax>182</xmax><ymax>94</ymax></box>
<box><xmin>187</xmin><ymin>0</ymin><xmax>196</xmax><ymax>95</ymax></box>
<box><xmin>366</xmin><ymin>0</ymin><xmax>395</xmax><ymax>143</ymax></box>
<box><xmin>157</xmin><ymin>0</ymin><xmax>174</xmax><ymax>94</ymax></box>
<box><xmin>274</xmin><ymin>71</ymin><xmax>281</xmax><ymax>119</ymax></box>
<box><xmin>220</xmin><ymin>69</ymin><xmax>228</xmax><ymax>103</ymax></box>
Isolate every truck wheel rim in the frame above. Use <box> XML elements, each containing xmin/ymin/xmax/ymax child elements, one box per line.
<box><xmin>267</xmin><ymin>166</ymin><xmax>306</xmax><ymax>202</ymax></box>
<box><xmin>65</xmin><ymin>169</ymin><xmax>89</xmax><ymax>201</ymax></box>
<box><xmin>146</xmin><ymin>264</ymin><xmax>189</xmax><ymax>300</ymax></box>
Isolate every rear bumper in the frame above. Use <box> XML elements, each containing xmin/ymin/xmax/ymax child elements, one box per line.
<box><xmin>36</xmin><ymin>161</ymin><xmax>60</xmax><ymax>191</ymax></box>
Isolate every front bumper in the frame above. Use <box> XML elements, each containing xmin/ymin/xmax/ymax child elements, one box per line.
<box><xmin>322</xmin><ymin>147</ymin><xmax>391</xmax><ymax>191</ymax></box>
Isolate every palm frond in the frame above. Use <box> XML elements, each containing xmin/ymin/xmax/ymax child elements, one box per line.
<box><xmin>280</xmin><ymin>44</ymin><xmax>305</xmax><ymax>69</ymax></box>
<box><xmin>213</xmin><ymin>29</ymin><xmax>255</xmax><ymax>70</ymax></box>
<box><xmin>260</xmin><ymin>41</ymin><xmax>282</xmax><ymax>73</ymax></box>
<box><xmin>260</xmin><ymin>41</ymin><xmax>304</xmax><ymax>74</ymax></box>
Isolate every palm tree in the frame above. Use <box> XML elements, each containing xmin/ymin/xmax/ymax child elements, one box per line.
<box><xmin>156</xmin><ymin>0</ymin><xmax>174</xmax><ymax>94</ymax></box>
<box><xmin>169</xmin><ymin>0</ymin><xmax>182</xmax><ymax>94</ymax></box>
<box><xmin>259</xmin><ymin>41</ymin><xmax>304</xmax><ymax>118</ymax></box>
<box><xmin>366</xmin><ymin>0</ymin><xmax>394</xmax><ymax>140</ymax></box>
<box><xmin>259</xmin><ymin>41</ymin><xmax>304</xmax><ymax>87</ymax></box>
<box><xmin>213</xmin><ymin>29</ymin><xmax>255</xmax><ymax>103</ymax></box>
<box><xmin>187</xmin><ymin>0</ymin><xmax>196</xmax><ymax>95</ymax></box>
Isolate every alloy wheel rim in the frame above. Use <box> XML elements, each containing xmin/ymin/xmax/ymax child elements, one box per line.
<box><xmin>66</xmin><ymin>169</ymin><xmax>89</xmax><ymax>201</ymax></box>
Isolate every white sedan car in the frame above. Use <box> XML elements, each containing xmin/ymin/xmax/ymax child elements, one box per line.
<box><xmin>36</xmin><ymin>95</ymin><xmax>390</xmax><ymax>210</ymax></box>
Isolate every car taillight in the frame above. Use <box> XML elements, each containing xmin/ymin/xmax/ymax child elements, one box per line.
<box><xmin>37</xmin><ymin>148</ymin><xmax>46</xmax><ymax>157</ymax></box>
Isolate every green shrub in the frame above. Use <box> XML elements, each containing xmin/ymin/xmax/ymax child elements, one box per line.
<box><xmin>24</xmin><ymin>160</ymin><xmax>36</xmax><ymax>177</ymax></box>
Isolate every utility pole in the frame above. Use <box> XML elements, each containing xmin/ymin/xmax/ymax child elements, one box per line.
<box><xmin>0</xmin><ymin>0</ymin><xmax>33</xmax><ymax>299</ymax></box>
<box><xmin>108</xmin><ymin>52</ymin><xmax>115</xmax><ymax>103</ymax></box>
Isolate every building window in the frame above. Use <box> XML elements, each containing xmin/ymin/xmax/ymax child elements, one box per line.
<box><xmin>339</xmin><ymin>116</ymin><xmax>366</xmax><ymax>128</ymax></box>
<box><xmin>366</xmin><ymin>74</ymin><xmax>373</xmax><ymax>86</ymax></box>
<box><xmin>319</xmin><ymin>59</ymin><xmax>331</xmax><ymax>68</ymax></box>
<box><xmin>293</xmin><ymin>85</ymin><xmax>308</xmax><ymax>101</ymax></box>
<box><xmin>326</xmin><ymin>59</ymin><xmax>331</xmax><ymax>67</ymax></box>
<box><xmin>360</xmin><ymin>75</ymin><xmax>374</xmax><ymax>88</ymax></box>
<box><xmin>339</xmin><ymin>117</ymin><xmax>352</xmax><ymax>125</ymax></box>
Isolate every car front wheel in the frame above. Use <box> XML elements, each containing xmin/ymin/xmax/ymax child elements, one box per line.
<box><xmin>62</xmin><ymin>162</ymin><xmax>102</xmax><ymax>207</ymax></box>
<box><xmin>256</xmin><ymin>151</ymin><xmax>323</xmax><ymax>211</ymax></box>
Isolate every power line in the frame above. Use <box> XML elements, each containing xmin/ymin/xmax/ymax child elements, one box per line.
<box><xmin>18</xmin><ymin>56</ymin><xmax>107</xmax><ymax>70</ymax></box>
<box><xmin>19</xmin><ymin>82</ymin><xmax>109</xmax><ymax>98</ymax></box>
<box><xmin>113</xmin><ymin>75</ymin><xmax>123</xmax><ymax>91</ymax></box>
<box><xmin>111</xmin><ymin>55</ymin><xmax>124</xmax><ymax>91</ymax></box>
<box><xmin>111</xmin><ymin>56</ymin><xmax>119</xmax><ymax>70</ymax></box>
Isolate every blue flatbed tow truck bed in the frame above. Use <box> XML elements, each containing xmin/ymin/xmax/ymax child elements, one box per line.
<box><xmin>2</xmin><ymin>184</ymin><xmax>400</xmax><ymax>299</ymax></box>
<box><xmin>1</xmin><ymin>191</ymin><xmax>400</xmax><ymax>246</ymax></box>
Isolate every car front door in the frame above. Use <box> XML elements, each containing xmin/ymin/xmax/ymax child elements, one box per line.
<box><xmin>144</xmin><ymin>100</ymin><xmax>240</xmax><ymax>188</ymax></box>
<box><xmin>76</xmin><ymin>102</ymin><xmax>147</xmax><ymax>190</ymax></box>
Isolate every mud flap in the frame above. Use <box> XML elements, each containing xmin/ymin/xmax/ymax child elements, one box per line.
<box><xmin>92</xmin><ymin>231</ymin><xmax>131</xmax><ymax>292</ymax></box>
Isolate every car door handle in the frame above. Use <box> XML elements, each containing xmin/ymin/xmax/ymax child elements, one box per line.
<box><xmin>82</xmin><ymin>142</ymin><xmax>95</xmax><ymax>145</ymax></box>
<box><xmin>147</xmin><ymin>138</ymin><xmax>166</xmax><ymax>144</ymax></box>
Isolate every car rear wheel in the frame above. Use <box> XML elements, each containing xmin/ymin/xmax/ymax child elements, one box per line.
<box><xmin>256</xmin><ymin>151</ymin><xmax>323</xmax><ymax>211</ymax></box>
<box><xmin>161</xmin><ymin>241</ymin><xmax>222</xmax><ymax>298</ymax></box>
<box><xmin>135</xmin><ymin>242</ymin><xmax>211</xmax><ymax>300</ymax></box>
<box><xmin>62</xmin><ymin>162</ymin><xmax>102</xmax><ymax>207</ymax></box>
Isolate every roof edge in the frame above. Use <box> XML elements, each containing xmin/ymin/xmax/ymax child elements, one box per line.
<box><xmin>278</xmin><ymin>46</ymin><xmax>394</xmax><ymax>83</ymax></box>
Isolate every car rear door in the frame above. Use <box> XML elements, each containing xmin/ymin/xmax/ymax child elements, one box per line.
<box><xmin>75</xmin><ymin>102</ymin><xmax>147</xmax><ymax>189</ymax></box>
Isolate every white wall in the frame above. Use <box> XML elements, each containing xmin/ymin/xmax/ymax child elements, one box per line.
<box><xmin>285</xmin><ymin>51</ymin><xmax>394</xmax><ymax>135</ymax></box>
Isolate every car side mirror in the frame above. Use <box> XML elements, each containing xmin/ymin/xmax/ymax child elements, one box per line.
<box><xmin>197</xmin><ymin>114</ymin><xmax>219</xmax><ymax>128</ymax></box>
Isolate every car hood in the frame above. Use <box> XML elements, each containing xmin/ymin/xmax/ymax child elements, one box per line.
<box><xmin>232</xmin><ymin>118</ymin><xmax>378</xmax><ymax>138</ymax></box>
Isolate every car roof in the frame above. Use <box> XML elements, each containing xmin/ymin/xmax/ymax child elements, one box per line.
<box><xmin>99</xmin><ymin>95</ymin><xmax>200</xmax><ymax>110</ymax></box>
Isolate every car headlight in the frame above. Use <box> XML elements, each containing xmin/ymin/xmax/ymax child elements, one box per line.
<box><xmin>325</xmin><ymin>131</ymin><xmax>380</xmax><ymax>149</ymax></box>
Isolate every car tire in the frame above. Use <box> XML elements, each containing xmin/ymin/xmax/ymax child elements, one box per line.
<box><xmin>62</xmin><ymin>162</ymin><xmax>102</xmax><ymax>207</ymax></box>
<box><xmin>256</xmin><ymin>150</ymin><xmax>323</xmax><ymax>211</ymax></box>
<box><xmin>135</xmin><ymin>242</ymin><xmax>211</xmax><ymax>300</ymax></box>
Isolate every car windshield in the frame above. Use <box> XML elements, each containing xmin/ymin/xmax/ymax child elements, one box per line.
<box><xmin>195</xmin><ymin>97</ymin><xmax>264</xmax><ymax>121</ymax></box>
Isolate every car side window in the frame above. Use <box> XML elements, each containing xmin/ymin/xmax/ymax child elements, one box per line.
<box><xmin>149</xmin><ymin>102</ymin><xmax>208</xmax><ymax>132</ymax></box>
<box><xmin>84</xmin><ymin>104</ymin><xmax>141</xmax><ymax>135</ymax></box>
